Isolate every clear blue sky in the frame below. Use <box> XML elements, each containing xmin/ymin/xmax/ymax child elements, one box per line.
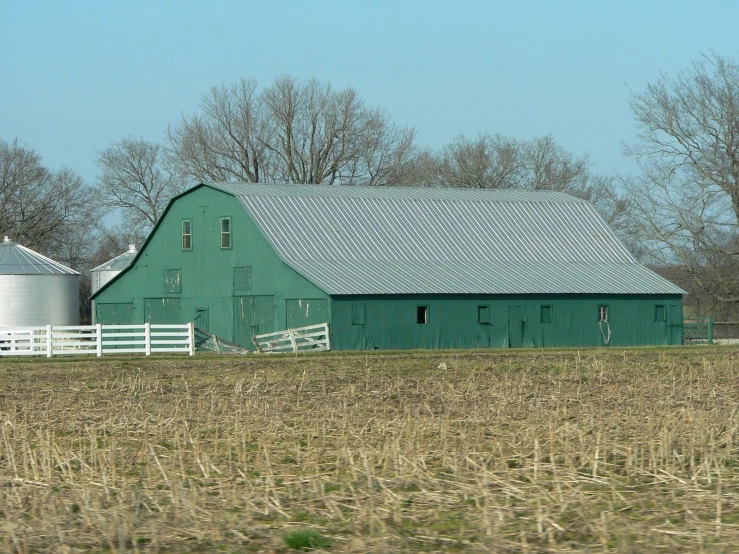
<box><xmin>2</xmin><ymin>0</ymin><xmax>738</xmax><ymax>187</ymax></box>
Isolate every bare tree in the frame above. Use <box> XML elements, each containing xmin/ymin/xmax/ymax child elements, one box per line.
<box><xmin>167</xmin><ymin>76</ymin><xmax>422</xmax><ymax>186</ymax></box>
<box><xmin>96</xmin><ymin>138</ymin><xmax>184</xmax><ymax>235</ymax></box>
<box><xmin>625</xmin><ymin>52</ymin><xmax>739</xmax><ymax>312</ymax></box>
<box><xmin>436</xmin><ymin>134</ymin><xmax>523</xmax><ymax>189</ymax></box>
<box><xmin>0</xmin><ymin>139</ymin><xmax>100</xmax><ymax>257</ymax></box>
<box><xmin>0</xmin><ymin>139</ymin><xmax>102</xmax><ymax>323</ymax></box>
<box><xmin>435</xmin><ymin>133</ymin><xmax>629</xmax><ymax>235</ymax></box>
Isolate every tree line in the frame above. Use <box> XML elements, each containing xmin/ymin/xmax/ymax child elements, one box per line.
<box><xmin>2</xmin><ymin>52</ymin><xmax>738</xmax><ymax>320</ymax></box>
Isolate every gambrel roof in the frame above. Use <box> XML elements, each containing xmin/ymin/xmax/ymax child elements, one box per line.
<box><xmin>205</xmin><ymin>182</ymin><xmax>684</xmax><ymax>296</ymax></box>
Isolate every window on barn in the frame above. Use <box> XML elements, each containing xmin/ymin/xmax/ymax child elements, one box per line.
<box><xmin>541</xmin><ymin>305</ymin><xmax>552</xmax><ymax>323</ymax></box>
<box><xmin>477</xmin><ymin>306</ymin><xmax>490</xmax><ymax>324</ymax></box>
<box><xmin>352</xmin><ymin>305</ymin><xmax>366</xmax><ymax>325</ymax></box>
<box><xmin>654</xmin><ymin>305</ymin><xmax>666</xmax><ymax>322</ymax></box>
<box><xmin>182</xmin><ymin>220</ymin><xmax>192</xmax><ymax>251</ymax></box>
<box><xmin>417</xmin><ymin>306</ymin><xmax>429</xmax><ymax>324</ymax></box>
<box><xmin>220</xmin><ymin>217</ymin><xmax>232</xmax><ymax>249</ymax></box>
<box><xmin>598</xmin><ymin>305</ymin><xmax>608</xmax><ymax>322</ymax></box>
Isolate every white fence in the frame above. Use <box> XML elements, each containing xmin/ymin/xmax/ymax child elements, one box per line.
<box><xmin>252</xmin><ymin>322</ymin><xmax>330</xmax><ymax>353</ymax></box>
<box><xmin>0</xmin><ymin>323</ymin><xmax>194</xmax><ymax>357</ymax></box>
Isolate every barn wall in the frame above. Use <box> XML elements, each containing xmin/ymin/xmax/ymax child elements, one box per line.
<box><xmin>330</xmin><ymin>294</ymin><xmax>684</xmax><ymax>350</ymax></box>
<box><xmin>93</xmin><ymin>186</ymin><xmax>328</xmax><ymax>348</ymax></box>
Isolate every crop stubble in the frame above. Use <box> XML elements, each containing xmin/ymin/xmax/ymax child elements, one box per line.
<box><xmin>0</xmin><ymin>347</ymin><xmax>738</xmax><ymax>552</ymax></box>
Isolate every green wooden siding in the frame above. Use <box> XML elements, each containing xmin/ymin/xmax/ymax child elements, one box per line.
<box><xmin>330</xmin><ymin>294</ymin><xmax>683</xmax><ymax>350</ymax></box>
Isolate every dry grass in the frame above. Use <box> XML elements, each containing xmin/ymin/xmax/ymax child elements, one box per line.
<box><xmin>1</xmin><ymin>347</ymin><xmax>739</xmax><ymax>552</ymax></box>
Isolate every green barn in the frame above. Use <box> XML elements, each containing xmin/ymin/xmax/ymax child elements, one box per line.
<box><xmin>91</xmin><ymin>183</ymin><xmax>685</xmax><ymax>349</ymax></box>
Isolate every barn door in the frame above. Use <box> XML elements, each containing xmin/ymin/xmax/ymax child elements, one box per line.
<box><xmin>195</xmin><ymin>308</ymin><xmax>209</xmax><ymax>332</ymax></box>
<box><xmin>95</xmin><ymin>303</ymin><xmax>133</xmax><ymax>325</ymax></box>
<box><xmin>143</xmin><ymin>298</ymin><xmax>182</xmax><ymax>323</ymax></box>
<box><xmin>508</xmin><ymin>305</ymin><xmax>524</xmax><ymax>348</ymax></box>
<box><xmin>233</xmin><ymin>296</ymin><xmax>275</xmax><ymax>349</ymax></box>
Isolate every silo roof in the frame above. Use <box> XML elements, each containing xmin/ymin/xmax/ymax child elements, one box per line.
<box><xmin>200</xmin><ymin>183</ymin><xmax>685</xmax><ymax>296</ymax></box>
<box><xmin>90</xmin><ymin>246</ymin><xmax>137</xmax><ymax>272</ymax></box>
<box><xmin>0</xmin><ymin>237</ymin><xmax>79</xmax><ymax>275</ymax></box>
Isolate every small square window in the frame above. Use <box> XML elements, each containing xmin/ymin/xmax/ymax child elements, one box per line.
<box><xmin>598</xmin><ymin>305</ymin><xmax>608</xmax><ymax>322</ymax></box>
<box><xmin>220</xmin><ymin>217</ymin><xmax>232</xmax><ymax>249</ymax></box>
<box><xmin>352</xmin><ymin>305</ymin><xmax>366</xmax><ymax>325</ymax></box>
<box><xmin>541</xmin><ymin>305</ymin><xmax>552</xmax><ymax>323</ymax></box>
<box><xmin>417</xmin><ymin>306</ymin><xmax>429</xmax><ymax>324</ymax></box>
<box><xmin>182</xmin><ymin>220</ymin><xmax>192</xmax><ymax>251</ymax></box>
<box><xmin>655</xmin><ymin>305</ymin><xmax>666</xmax><ymax>322</ymax></box>
<box><xmin>477</xmin><ymin>305</ymin><xmax>490</xmax><ymax>324</ymax></box>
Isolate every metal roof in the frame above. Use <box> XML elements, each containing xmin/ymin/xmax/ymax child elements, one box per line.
<box><xmin>203</xmin><ymin>183</ymin><xmax>685</xmax><ymax>296</ymax></box>
<box><xmin>0</xmin><ymin>237</ymin><xmax>79</xmax><ymax>276</ymax></box>
<box><xmin>90</xmin><ymin>245</ymin><xmax>138</xmax><ymax>272</ymax></box>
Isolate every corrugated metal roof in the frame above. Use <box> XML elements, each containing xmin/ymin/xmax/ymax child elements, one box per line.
<box><xmin>208</xmin><ymin>181</ymin><xmax>586</xmax><ymax>203</ymax></box>
<box><xmin>0</xmin><ymin>237</ymin><xmax>79</xmax><ymax>275</ymax></box>
<box><xmin>90</xmin><ymin>246</ymin><xmax>138</xmax><ymax>272</ymax></box>
<box><xmin>202</xmin><ymin>183</ymin><xmax>685</xmax><ymax>295</ymax></box>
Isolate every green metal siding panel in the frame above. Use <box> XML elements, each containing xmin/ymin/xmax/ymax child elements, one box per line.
<box><xmin>93</xmin><ymin>187</ymin><xmax>327</xmax><ymax>342</ymax></box>
<box><xmin>330</xmin><ymin>294</ymin><xmax>684</xmax><ymax>350</ymax></box>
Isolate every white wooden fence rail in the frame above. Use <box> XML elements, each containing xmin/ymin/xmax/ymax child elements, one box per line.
<box><xmin>0</xmin><ymin>323</ymin><xmax>195</xmax><ymax>357</ymax></box>
<box><xmin>252</xmin><ymin>322</ymin><xmax>330</xmax><ymax>353</ymax></box>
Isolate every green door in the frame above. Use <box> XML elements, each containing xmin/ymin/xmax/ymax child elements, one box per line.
<box><xmin>143</xmin><ymin>298</ymin><xmax>182</xmax><ymax>323</ymax></box>
<box><xmin>233</xmin><ymin>296</ymin><xmax>275</xmax><ymax>349</ymax></box>
<box><xmin>508</xmin><ymin>306</ymin><xmax>524</xmax><ymax>348</ymax></box>
<box><xmin>95</xmin><ymin>303</ymin><xmax>133</xmax><ymax>325</ymax></box>
<box><xmin>195</xmin><ymin>308</ymin><xmax>209</xmax><ymax>332</ymax></box>
<box><xmin>668</xmin><ymin>303</ymin><xmax>683</xmax><ymax>345</ymax></box>
<box><xmin>286</xmin><ymin>299</ymin><xmax>329</xmax><ymax>328</ymax></box>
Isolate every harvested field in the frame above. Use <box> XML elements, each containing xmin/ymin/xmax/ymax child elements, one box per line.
<box><xmin>1</xmin><ymin>347</ymin><xmax>739</xmax><ymax>552</ymax></box>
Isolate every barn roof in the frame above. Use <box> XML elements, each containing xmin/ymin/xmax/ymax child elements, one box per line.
<box><xmin>0</xmin><ymin>236</ymin><xmax>79</xmax><ymax>276</ymax></box>
<box><xmin>203</xmin><ymin>183</ymin><xmax>684</xmax><ymax>296</ymax></box>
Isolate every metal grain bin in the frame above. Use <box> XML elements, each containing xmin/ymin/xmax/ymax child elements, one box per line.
<box><xmin>0</xmin><ymin>236</ymin><xmax>80</xmax><ymax>327</ymax></box>
<box><xmin>90</xmin><ymin>244</ymin><xmax>137</xmax><ymax>295</ymax></box>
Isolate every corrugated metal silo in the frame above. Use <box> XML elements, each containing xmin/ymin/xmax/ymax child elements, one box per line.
<box><xmin>90</xmin><ymin>244</ymin><xmax>137</xmax><ymax>295</ymax></box>
<box><xmin>0</xmin><ymin>236</ymin><xmax>80</xmax><ymax>327</ymax></box>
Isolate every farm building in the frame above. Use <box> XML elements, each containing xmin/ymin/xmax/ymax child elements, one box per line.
<box><xmin>90</xmin><ymin>244</ymin><xmax>138</xmax><ymax>295</ymax></box>
<box><xmin>0</xmin><ymin>236</ymin><xmax>80</xmax><ymax>327</ymax></box>
<box><xmin>90</xmin><ymin>183</ymin><xmax>685</xmax><ymax>349</ymax></box>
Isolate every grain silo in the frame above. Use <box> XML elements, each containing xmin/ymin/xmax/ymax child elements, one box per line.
<box><xmin>0</xmin><ymin>236</ymin><xmax>80</xmax><ymax>327</ymax></box>
<box><xmin>90</xmin><ymin>244</ymin><xmax>137</xmax><ymax>295</ymax></box>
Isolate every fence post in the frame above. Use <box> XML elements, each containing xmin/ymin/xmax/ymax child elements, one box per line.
<box><xmin>145</xmin><ymin>322</ymin><xmax>151</xmax><ymax>356</ymax></box>
<box><xmin>288</xmin><ymin>328</ymin><xmax>297</xmax><ymax>352</ymax></box>
<box><xmin>708</xmin><ymin>315</ymin><xmax>714</xmax><ymax>345</ymax></box>
<box><xmin>324</xmin><ymin>323</ymin><xmax>331</xmax><ymax>351</ymax></box>
<box><xmin>46</xmin><ymin>324</ymin><xmax>53</xmax><ymax>357</ymax></box>
<box><xmin>188</xmin><ymin>322</ymin><xmax>195</xmax><ymax>356</ymax></box>
<box><xmin>96</xmin><ymin>323</ymin><xmax>103</xmax><ymax>357</ymax></box>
